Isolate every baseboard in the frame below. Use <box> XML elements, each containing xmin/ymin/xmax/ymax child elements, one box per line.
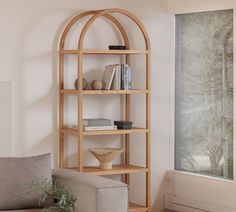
<box><xmin>165</xmin><ymin>193</ymin><xmax>236</xmax><ymax>212</ymax></box>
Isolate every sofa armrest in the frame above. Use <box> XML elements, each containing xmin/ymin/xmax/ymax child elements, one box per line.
<box><xmin>52</xmin><ymin>169</ymin><xmax>128</xmax><ymax>212</ymax></box>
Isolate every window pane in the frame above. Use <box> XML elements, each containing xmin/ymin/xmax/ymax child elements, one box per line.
<box><xmin>175</xmin><ymin>10</ymin><xmax>233</xmax><ymax>179</ymax></box>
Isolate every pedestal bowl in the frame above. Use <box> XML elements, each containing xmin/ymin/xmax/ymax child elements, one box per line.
<box><xmin>89</xmin><ymin>147</ymin><xmax>124</xmax><ymax>170</ymax></box>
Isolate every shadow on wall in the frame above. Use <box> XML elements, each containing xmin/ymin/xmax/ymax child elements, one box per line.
<box><xmin>14</xmin><ymin>9</ymin><xmax>84</xmax><ymax>167</ymax></box>
<box><xmin>0</xmin><ymin>82</ymin><xmax>11</xmax><ymax>156</ymax></box>
<box><xmin>15</xmin><ymin>8</ymin><xmax>138</xmax><ymax>166</ymax></box>
<box><xmin>153</xmin><ymin>171</ymin><xmax>170</xmax><ymax>211</ymax></box>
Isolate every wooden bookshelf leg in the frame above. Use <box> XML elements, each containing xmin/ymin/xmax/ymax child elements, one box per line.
<box><xmin>122</xmin><ymin>134</ymin><xmax>127</xmax><ymax>183</ymax></box>
<box><xmin>59</xmin><ymin>134</ymin><xmax>64</xmax><ymax>168</ymax></box>
<box><xmin>78</xmin><ymin>136</ymin><xmax>83</xmax><ymax>172</ymax></box>
<box><xmin>146</xmin><ymin>172</ymin><xmax>151</xmax><ymax>211</ymax></box>
<box><xmin>59</xmin><ymin>52</ymin><xmax>64</xmax><ymax>169</ymax></box>
<box><xmin>125</xmin><ymin>93</ymin><xmax>131</xmax><ymax>185</ymax></box>
<box><xmin>146</xmin><ymin>49</ymin><xmax>151</xmax><ymax>210</ymax></box>
<box><xmin>77</xmin><ymin>52</ymin><xmax>84</xmax><ymax>172</ymax></box>
<box><xmin>59</xmin><ymin>93</ymin><xmax>64</xmax><ymax>168</ymax></box>
<box><xmin>125</xmin><ymin>135</ymin><xmax>130</xmax><ymax>184</ymax></box>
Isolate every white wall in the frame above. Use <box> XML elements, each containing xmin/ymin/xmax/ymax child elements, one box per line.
<box><xmin>0</xmin><ymin>82</ymin><xmax>11</xmax><ymax>156</ymax></box>
<box><xmin>168</xmin><ymin>0</ymin><xmax>235</xmax><ymax>14</ymax></box>
<box><xmin>0</xmin><ymin>0</ymin><xmax>171</xmax><ymax>211</ymax></box>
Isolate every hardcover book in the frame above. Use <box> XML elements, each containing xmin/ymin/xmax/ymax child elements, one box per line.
<box><xmin>84</xmin><ymin>125</ymin><xmax>117</xmax><ymax>131</ymax></box>
<box><xmin>83</xmin><ymin>118</ymin><xmax>112</xmax><ymax>126</ymax></box>
<box><xmin>107</xmin><ymin>64</ymin><xmax>132</xmax><ymax>90</ymax></box>
<box><xmin>111</xmin><ymin>65</ymin><xmax>121</xmax><ymax>90</ymax></box>
<box><xmin>103</xmin><ymin>65</ymin><xmax>116</xmax><ymax>89</ymax></box>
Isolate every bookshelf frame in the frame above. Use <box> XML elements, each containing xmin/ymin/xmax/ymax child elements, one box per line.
<box><xmin>59</xmin><ymin>8</ymin><xmax>151</xmax><ymax>212</ymax></box>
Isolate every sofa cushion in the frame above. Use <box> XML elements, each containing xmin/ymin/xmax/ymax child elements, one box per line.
<box><xmin>0</xmin><ymin>153</ymin><xmax>52</xmax><ymax>210</ymax></box>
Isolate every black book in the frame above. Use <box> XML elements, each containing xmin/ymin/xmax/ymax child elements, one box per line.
<box><xmin>121</xmin><ymin>64</ymin><xmax>124</xmax><ymax>90</ymax></box>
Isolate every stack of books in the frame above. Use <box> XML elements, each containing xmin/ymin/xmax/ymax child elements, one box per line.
<box><xmin>103</xmin><ymin>64</ymin><xmax>132</xmax><ymax>90</ymax></box>
<box><xmin>83</xmin><ymin>118</ymin><xmax>117</xmax><ymax>131</ymax></box>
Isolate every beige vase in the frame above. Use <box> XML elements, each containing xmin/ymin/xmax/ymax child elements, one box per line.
<box><xmin>89</xmin><ymin>148</ymin><xmax>124</xmax><ymax>170</ymax></box>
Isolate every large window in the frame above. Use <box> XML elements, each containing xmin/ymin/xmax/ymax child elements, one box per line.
<box><xmin>175</xmin><ymin>10</ymin><xmax>233</xmax><ymax>179</ymax></box>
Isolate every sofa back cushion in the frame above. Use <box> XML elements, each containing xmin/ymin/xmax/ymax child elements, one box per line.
<box><xmin>0</xmin><ymin>153</ymin><xmax>52</xmax><ymax>210</ymax></box>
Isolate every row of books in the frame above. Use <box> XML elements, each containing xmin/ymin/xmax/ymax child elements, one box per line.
<box><xmin>83</xmin><ymin>118</ymin><xmax>117</xmax><ymax>131</ymax></box>
<box><xmin>103</xmin><ymin>64</ymin><xmax>132</xmax><ymax>90</ymax></box>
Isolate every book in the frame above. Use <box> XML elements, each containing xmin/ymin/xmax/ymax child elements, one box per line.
<box><xmin>83</xmin><ymin>118</ymin><xmax>111</xmax><ymax>126</ymax></box>
<box><xmin>128</xmin><ymin>66</ymin><xmax>132</xmax><ymax>89</ymax></box>
<box><xmin>84</xmin><ymin>125</ymin><xmax>117</xmax><ymax>131</ymax></box>
<box><xmin>103</xmin><ymin>65</ymin><xmax>116</xmax><ymax>89</ymax></box>
<box><xmin>120</xmin><ymin>64</ymin><xmax>124</xmax><ymax>90</ymax></box>
<box><xmin>111</xmin><ymin>65</ymin><xmax>121</xmax><ymax>90</ymax></box>
<box><xmin>124</xmin><ymin>64</ymin><xmax>129</xmax><ymax>90</ymax></box>
<box><xmin>107</xmin><ymin>64</ymin><xmax>132</xmax><ymax>90</ymax></box>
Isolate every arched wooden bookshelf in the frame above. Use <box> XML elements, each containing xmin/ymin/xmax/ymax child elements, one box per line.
<box><xmin>58</xmin><ymin>8</ymin><xmax>151</xmax><ymax>212</ymax></box>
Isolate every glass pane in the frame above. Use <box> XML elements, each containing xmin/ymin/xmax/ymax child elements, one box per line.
<box><xmin>175</xmin><ymin>10</ymin><xmax>233</xmax><ymax>179</ymax></box>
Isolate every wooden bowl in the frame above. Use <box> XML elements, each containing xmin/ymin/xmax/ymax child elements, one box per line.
<box><xmin>89</xmin><ymin>148</ymin><xmax>124</xmax><ymax>170</ymax></box>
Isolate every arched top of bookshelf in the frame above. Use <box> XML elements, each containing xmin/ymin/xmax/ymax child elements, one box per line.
<box><xmin>59</xmin><ymin>8</ymin><xmax>150</xmax><ymax>51</ymax></box>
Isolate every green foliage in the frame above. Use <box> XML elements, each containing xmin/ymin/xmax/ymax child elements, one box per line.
<box><xmin>36</xmin><ymin>179</ymin><xmax>76</xmax><ymax>212</ymax></box>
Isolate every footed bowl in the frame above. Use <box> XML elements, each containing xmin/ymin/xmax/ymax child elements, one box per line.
<box><xmin>89</xmin><ymin>148</ymin><xmax>124</xmax><ymax>170</ymax></box>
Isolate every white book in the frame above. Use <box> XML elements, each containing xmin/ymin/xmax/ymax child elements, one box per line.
<box><xmin>111</xmin><ymin>65</ymin><xmax>121</xmax><ymax>90</ymax></box>
<box><xmin>84</xmin><ymin>125</ymin><xmax>117</xmax><ymax>131</ymax></box>
<box><xmin>128</xmin><ymin>66</ymin><xmax>132</xmax><ymax>89</ymax></box>
<box><xmin>124</xmin><ymin>64</ymin><xmax>129</xmax><ymax>90</ymax></box>
<box><xmin>103</xmin><ymin>66</ymin><xmax>116</xmax><ymax>89</ymax></box>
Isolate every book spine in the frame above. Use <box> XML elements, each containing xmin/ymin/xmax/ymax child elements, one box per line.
<box><xmin>121</xmin><ymin>64</ymin><xmax>124</xmax><ymax>90</ymax></box>
<box><xmin>124</xmin><ymin>65</ymin><xmax>129</xmax><ymax>90</ymax></box>
<box><xmin>117</xmin><ymin>65</ymin><xmax>121</xmax><ymax>89</ymax></box>
<box><xmin>83</xmin><ymin>120</ymin><xmax>88</xmax><ymax>126</ymax></box>
<box><xmin>103</xmin><ymin>65</ymin><xmax>116</xmax><ymax>90</ymax></box>
<box><xmin>87</xmin><ymin>120</ymin><xmax>111</xmax><ymax>126</ymax></box>
<box><xmin>111</xmin><ymin>66</ymin><xmax>116</xmax><ymax>90</ymax></box>
<box><xmin>83</xmin><ymin>119</ymin><xmax>112</xmax><ymax>126</ymax></box>
<box><xmin>84</xmin><ymin>125</ymin><xmax>117</xmax><ymax>131</ymax></box>
<box><xmin>113</xmin><ymin>65</ymin><xmax>120</xmax><ymax>90</ymax></box>
<box><xmin>109</xmin><ymin>67</ymin><xmax>116</xmax><ymax>90</ymax></box>
<box><xmin>128</xmin><ymin>66</ymin><xmax>132</xmax><ymax>90</ymax></box>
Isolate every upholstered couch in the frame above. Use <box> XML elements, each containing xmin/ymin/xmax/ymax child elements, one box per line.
<box><xmin>0</xmin><ymin>154</ymin><xmax>128</xmax><ymax>212</ymax></box>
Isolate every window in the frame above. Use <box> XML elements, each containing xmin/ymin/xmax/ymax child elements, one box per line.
<box><xmin>175</xmin><ymin>10</ymin><xmax>233</xmax><ymax>179</ymax></box>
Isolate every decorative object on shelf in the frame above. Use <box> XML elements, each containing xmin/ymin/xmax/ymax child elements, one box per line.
<box><xmin>114</xmin><ymin>121</ymin><xmax>133</xmax><ymax>129</ymax></box>
<box><xmin>91</xmin><ymin>80</ymin><xmax>104</xmax><ymax>90</ymax></box>
<box><xmin>109</xmin><ymin>45</ymin><xmax>126</xmax><ymax>50</ymax></box>
<box><xmin>89</xmin><ymin>148</ymin><xmax>124</xmax><ymax>170</ymax></box>
<box><xmin>74</xmin><ymin>78</ymin><xmax>88</xmax><ymax>90</ymax></box>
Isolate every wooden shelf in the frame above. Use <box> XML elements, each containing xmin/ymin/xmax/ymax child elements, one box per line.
<box><xmin>84</xmin><ymin>128</ymin><xmax>148</xmax><ymax>136</ymax></box>
<box><xmin>129</xmin><ymin>202</ymin><xmax>149</xmax><ymax>212</ymax></box>
<box><xmin>59</xmin><ymin>8</ymin><xmax>151</xmax><ymax>210</ymax></box>
<box><xmin>60</xmin><ymin>128</ymin><xmax>78</xmax><ymax>136</ymax></box>
<box><xmin>60</xmin><ymin>89</ymin><xmax>77</xmax><ymax>94</ymax></box>
<box><xmin>60</xmin><ymin>89</ymin><xmax>148</xmax><ymax>95</ymax></box>
<box><xmin>60</xmin><ymin>49</ymin><xmax>149</xmax><ymax>55</ymax></box>
<box><xmin>61</xmin><ymin>127</ymin><xmax>148</xmax><ymax>136</ymax></box>
<box><xmin>69</xmin><ymin>165</ymin><xmax>148</xmax><ymax>175</ymax></box>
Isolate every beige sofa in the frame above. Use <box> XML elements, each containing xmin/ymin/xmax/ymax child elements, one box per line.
<box><xmin>0</xmin><ymin>154</ymin><xmax>128</xmax><ymax>212</ymax></box>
